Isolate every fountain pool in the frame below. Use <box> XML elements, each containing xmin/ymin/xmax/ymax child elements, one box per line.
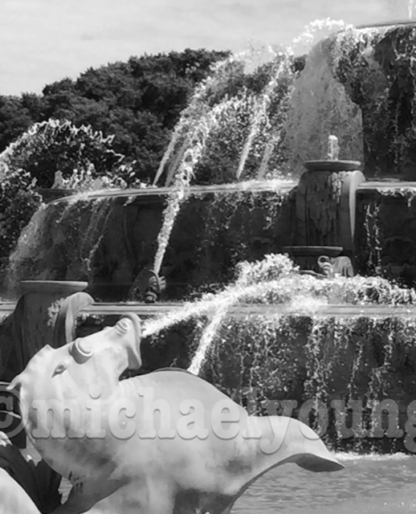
<box><xmin>53</xmin><ymin>450</ymin><xmax>416</xmax><ymax>513</ymax></box>
<box><xmin>233</xmin><ymin>454</ymin><xmax>416</xmax><ymax>513</ymax></box>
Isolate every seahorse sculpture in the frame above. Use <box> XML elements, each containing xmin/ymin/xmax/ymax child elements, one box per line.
<box><xmin>10</xmin><ymin>314</ymin><xmax>343</xmax><ymax>513</ymax></box>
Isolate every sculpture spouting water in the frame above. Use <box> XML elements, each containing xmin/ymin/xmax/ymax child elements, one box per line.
<box><xmin>129</xmin><ymin>268</ymin><xmax>166</xmax><ymax>303</ymax></box>
<box><xmin>8</xmin><ymin>314</ymin><xmax>343</xmax><ymax>513</ymax></box>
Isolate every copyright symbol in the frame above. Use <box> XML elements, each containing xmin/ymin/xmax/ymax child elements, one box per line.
<box><xmin>0</xmin><ymin>381</ymin><xmax>26</xmax><ymax>440</ymax></box>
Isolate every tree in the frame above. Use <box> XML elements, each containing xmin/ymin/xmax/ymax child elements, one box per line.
<box><xmin>0</xmin><ymin>119</ymin><xmax>125</xmax><ymax>188</ymax></box>
<box><xmin>0</xmin><ymin>49</ymin><xmax>231</xmax><ymax>184</ymax></box>
<box><xmin>0</xmin><ymin>96</ymin><xmax>34</xmax><ymax>152</ymax></box>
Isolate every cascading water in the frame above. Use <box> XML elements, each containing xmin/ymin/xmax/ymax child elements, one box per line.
<box><xmin>140</xmin><ymin>253</ymin><xmax>416</xmax><ymax>406</ymax></box>
<box><xmin>7</xmin><ymin>176</ymin><xmax>294</xmax><ymax>299</ymax></box>
<box><xmin>7</xmin><ymin>194</ymin><xmax>114</xmax><ymax>293</ymax></box>
<box><xmin>142</xmin><ymin>253</ymin><xmax>416</xmax><ymax>452</ymax></box>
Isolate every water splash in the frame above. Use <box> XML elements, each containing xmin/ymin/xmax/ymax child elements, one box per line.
<box><xmin>335</xmin><ymin>451</ymin><xmax>413</xmax><ymax>461</ymax></box>
<box><xmin>144</xmin><ymin>255</ymin><xmax>314</xmax><ymax>337</ymax></box>
<box><xmin>187</xmin><ymin>262</ymin><xmax>320</xmax><ymax>376</ymax></box>
<box><xmin>141</xmin><ymin>254</ymin><xmax>416</xmax><ymax>375</ymax></box>
<box><xmin>290</xmin><ymin>18</ymin><xmax>352</xmax><ymax>55</ymax></box>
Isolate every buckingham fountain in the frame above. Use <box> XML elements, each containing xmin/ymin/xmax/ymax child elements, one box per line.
<box><xmin>3</xmin><ymin>18</ymin><xmax>416</xmax><ymax>514</ymax></box>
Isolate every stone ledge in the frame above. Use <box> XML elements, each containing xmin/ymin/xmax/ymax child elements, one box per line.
<box><xmin>79</xmin><ymin>302</ymin><xmax>416</xmax><ymax>319</ymax></box>
<box><xmin>80</xmin><ymin>181</ymin><xmax>299</xmax><ymax>200</ymax></box>
<box><xmin>357</xmin><ymin>181</ymin><xmax>416</xmax><ymax>193</ymax></box>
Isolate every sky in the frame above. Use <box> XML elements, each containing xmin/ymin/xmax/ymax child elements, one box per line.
<box><xmin>0</xmin><ymin>0</ymin><xmax>411</xmax><ymax>96</ymax></box>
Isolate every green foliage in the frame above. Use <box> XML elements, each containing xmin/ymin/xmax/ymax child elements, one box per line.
<box><xmin>0</xmin><ymin>119</ymin><xmax>126</xmax><ymax>188</ymax></box>
<box><xmin>0</xmin><ymin>49</ymin><xmax>230</xmax><ymax>184</ymax></box>
<box><xmin>0</xmin><ymin>96</ymin><xmax>35</xmax><ymax>151</ymax></box>
<box><xmin>0</xmin><ymin>164</ymin><xmax>42</xmax><ymax>258</ymax></box>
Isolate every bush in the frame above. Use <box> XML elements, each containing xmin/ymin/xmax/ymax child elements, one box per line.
<box><xmin>0</xmin><ymin>119</ymin><xmax>125</xmax><ymax>188</ymax></box>
<box><xmin>0</xmin><ymin>164</ymin><xmax>42</xmax><ymax>258</ymax></box>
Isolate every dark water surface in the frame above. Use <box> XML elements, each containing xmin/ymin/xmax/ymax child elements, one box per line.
<box><xmin>233</xmin><ymin>454</ymin><xmax>416</xmax><ymax>513</ymax></box>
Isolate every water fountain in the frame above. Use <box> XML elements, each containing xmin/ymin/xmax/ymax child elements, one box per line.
<box><xmin>4</xmin><ymin>17</ymin><xmax>416</xmax><ymax>462</ymax></box>
<box><xmin>4</xmin><ymin>15</ymin><xmax>416</xmax><ymax>514</ymax></box>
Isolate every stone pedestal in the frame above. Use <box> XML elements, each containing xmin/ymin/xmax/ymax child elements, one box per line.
<box><xmin>295</xmin><ymin>161</ymin><xmax>365</xmax><ymax>255</ymax></box>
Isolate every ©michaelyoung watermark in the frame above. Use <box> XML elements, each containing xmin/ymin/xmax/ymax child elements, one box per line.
<box><xmin>2</xmin><ymin>384</ymin><xmax>416</xmax><ymax>452</ymax></box>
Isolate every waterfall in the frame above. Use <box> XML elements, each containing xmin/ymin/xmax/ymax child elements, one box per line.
<box><xmin>7</xmin><ymin>195</ymin><xmax>113</xmax><ymax>292</ymax></box>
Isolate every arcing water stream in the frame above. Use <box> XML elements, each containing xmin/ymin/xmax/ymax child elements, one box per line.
<box><xmin>149</xmin><ymin>19</ymin><xmax>354</xmax><ymax>278</ymax></box>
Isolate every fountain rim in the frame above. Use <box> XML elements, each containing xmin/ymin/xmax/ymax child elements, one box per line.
<box><xmin>47</xmin><ymin>180</ymin><xmax>299</xmax><ymax>203</ymax></box>
<box><xmin>42</xmin><ymin>179</ymin><xmax>416</xmax><ymax>205</ymax></box>
<box><xmin>303</xmin><ymin>160</ymin><xmax>361</xmax><ymax>172</ymax></box>
<box><xmin>20</xmin><ymin>280</ymin><xmax>88</xmax><ymax>294</ymax></box>
<box><xmin>283</xmin><ymin>246</ymin><xmax>343</xmax><ymax>257</ymax></box>
<box><xmin>80</xmin><ymin>302</ymin><xmax>416</xmax><ymax>319</ymax></box>
<box><xmin>316</xmin><ymin>20</ymin><xmax>416</xmax><ymax>41</ymax></box>
<box><xmin>355</xmin><ymin>20</ymin><xmax>416</xmax><ymax>30</ymax></box>
<box><xmin>0</xmin><ymin>300</ymin><xmax>414</xmax><ymax>319</ymax></box>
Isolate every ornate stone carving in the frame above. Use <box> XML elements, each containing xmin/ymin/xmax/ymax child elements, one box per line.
<box><xmin>129</xmin><ymin>269</ymin><xmax>166</xmax><ymax>303</ymax></box>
